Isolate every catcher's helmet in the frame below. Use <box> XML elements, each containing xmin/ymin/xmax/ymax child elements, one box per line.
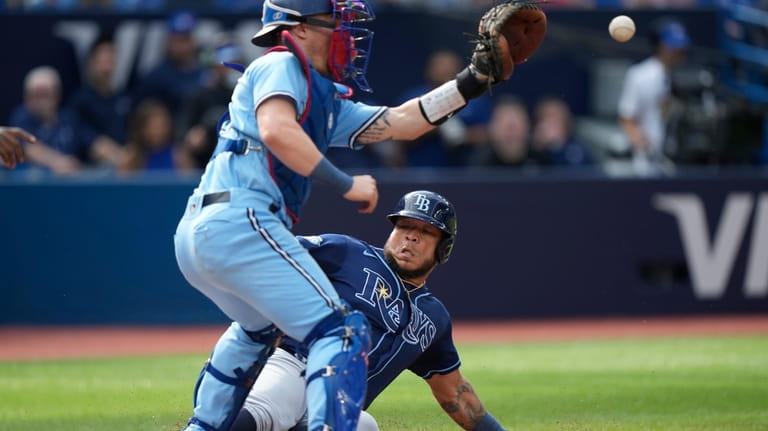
<box><xmin>251</xmin><ymin>0</ymin><xmax>375</xmax><ymax>92</ymax></box>
<box><xmin>387</xmin><ymin>190</ymin><xmax>457</xmax><ymax>264</ymax></box>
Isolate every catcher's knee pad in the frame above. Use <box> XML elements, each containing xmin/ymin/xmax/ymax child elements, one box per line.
<box><xmin>187</xmin><ymin>323</ymin><xmax>282</xmax><ymax>431</ymax></box>
<box><xmin>305</xmin><ymin>310</ymin><xmax>371</xmax><ymax>431</ymax></box>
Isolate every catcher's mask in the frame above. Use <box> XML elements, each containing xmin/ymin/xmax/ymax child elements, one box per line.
<box><xmin>251</xmin><ymin>0</ymin><xmax>375</xmax><ymax>92</ymax></box>
<box><xmin>387</xmin><ymin>190</ymin><xmax>457</xmax><ymax>264</ymax></box>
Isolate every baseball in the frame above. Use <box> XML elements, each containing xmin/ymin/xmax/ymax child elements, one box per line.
<box><xmin>609</xmin><ymin>15</ymin><xmax>635</xmax><ymax>42</ymax></box>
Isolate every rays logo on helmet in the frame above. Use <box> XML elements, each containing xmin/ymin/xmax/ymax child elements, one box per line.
<box><xmin>413</xmin><ymin>194</ymin><xmax>431</xmax><ymax>212</ymax></box>
<box><xmin>272</xmin><ymin>11</ymin><xmax>284</xmax><ymax>19</ymax></box>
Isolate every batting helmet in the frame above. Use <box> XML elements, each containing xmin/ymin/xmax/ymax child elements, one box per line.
<box><xmin>387</xmin><ymin>190</ymin><xmax>457</xmax><ymax>264</ymax></box>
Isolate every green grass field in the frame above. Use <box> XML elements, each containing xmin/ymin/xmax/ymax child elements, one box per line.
<box><xmin>1</xmin><ymin>335</ymin><xmax>766</xmax><ymax>431</ymax></box>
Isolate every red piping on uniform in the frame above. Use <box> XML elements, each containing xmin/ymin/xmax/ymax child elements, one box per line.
<box><xmin>267</xmin><ymin>152</ymin><xmax>300</xmax><ymax>225</ymax></box>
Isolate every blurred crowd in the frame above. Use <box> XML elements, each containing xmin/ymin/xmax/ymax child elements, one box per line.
<box><xmin>2</xmin><ymin>6</ymin><xmax>766</xmax><ymax>178</ymax></box>
<box><xmin>4</xmin><ymin>11</ymin><xmax>248</xmax><ymax>175</ymax></box>
<box><xmin>0</xmin><ymin>0</ymin><xmax>726</xmax><ymax>11</ymax></box>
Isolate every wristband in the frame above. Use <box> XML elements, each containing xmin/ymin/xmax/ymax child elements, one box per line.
<box><xmin>418</xmin><ymin>79</ymin><xmax>467</xmax><ymax>125</ymax></box>
<box><xmin>418</xmin><ymin>66</ymin><xmax>488</xmax><ymax>125</ymax></box>
<box><xmin>456</xmin><ymin>65</ymin><xmax>489</xmax><ymax>101</ymax></box>
<box><xmin>309</xmin><ymin>157</ymin><xmax>354</xmax><ymax>195</ymax></box>
<box><xmin>474</xmin><ymin>412</ymin><xmax>506</xmax><ymax>431</ymax></box>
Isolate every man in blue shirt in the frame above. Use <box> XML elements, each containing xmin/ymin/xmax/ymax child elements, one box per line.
<box><xmin>131</xmin><ymin>10</ymin><xmax>205</xmax><ymax>121</ymax></box>
<box><xmin>231</xmin><ymin>191</ymin><xmax>507</xmax><ymax>431</ymax></box>
<box><xmin>9</xmin><ymin>66</ymin><xmax>85</xmax><ymax>174</ymax></box>
<box><xmin>173</xmin><ymin>1</ymin><xmax>502</xmax><ymax>430</ymax></box>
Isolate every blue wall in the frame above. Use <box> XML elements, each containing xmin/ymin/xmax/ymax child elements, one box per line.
<box><xmin>1</xmin><ymin>170</ymin><xmax>766</xmax><ymax>324</ymax></box>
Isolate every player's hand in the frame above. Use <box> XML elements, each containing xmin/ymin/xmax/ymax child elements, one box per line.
<box><xmin>0</xmin><ymin>126</ymin><xmax>36</xmax><ymax>169</ymax></box>
<box><xmin>344</xmin><ymin>175</ymin><xmax>378</xmax><ymax>214</ymax></box>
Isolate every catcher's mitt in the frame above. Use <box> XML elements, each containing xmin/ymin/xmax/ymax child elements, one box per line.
<box><xmin>472</xmin><ymin>1</ymin><xmax>547</xmax><ymax>83</ymax></box>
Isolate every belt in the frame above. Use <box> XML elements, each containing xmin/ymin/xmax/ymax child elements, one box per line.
<box><xmin>280</xmin><ymin>341</ymin><xmax>308</xmax><ymax>363</ymax></box>
<box><xmin>201</xmin><ymin>190</ymin><xmax>280</xmax><ymax>213</ymax></box>
<box><xmin>202</xmin><ymin>191</ymin><xmax>230</xmax><ymax>207</ymax></box>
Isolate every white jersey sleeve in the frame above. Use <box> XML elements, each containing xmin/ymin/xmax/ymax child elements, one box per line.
<box><xmin>618</xmin><ymin>63</ymin><xmax>643</xmax><ymax>120</ymax></box>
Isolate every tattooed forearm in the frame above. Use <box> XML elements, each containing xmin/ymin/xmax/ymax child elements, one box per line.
<box><xmin>356</xmin><ymin>109</ymin><xmax>393</xmax><ymax>143</ymax></box>
<box><xmin>439</xmin><ymin>381</ymin><xmax>486</xmax><ymax>429</ymax></box>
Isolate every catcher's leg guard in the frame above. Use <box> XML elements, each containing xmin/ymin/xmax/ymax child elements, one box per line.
<box><xmin>304</xmin><ymin>309</ymin><xmax>371</xmax><ymax>431</ymax></box>
<box><xmin>184</xmin><ymin>322</ymin><xmax>282</xmax><ymax>431</ymax></box>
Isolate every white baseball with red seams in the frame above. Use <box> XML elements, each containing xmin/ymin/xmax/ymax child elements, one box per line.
<box><xmin>609</xmin><ymin>15</ymin><xmax>636</xmax><ymax>42</ymax></box>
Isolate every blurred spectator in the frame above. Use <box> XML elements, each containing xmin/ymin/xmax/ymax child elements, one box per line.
<box><xmin>131</xmin><ymin>10</ymin><xmax>205</xmax><ymax>122</ymax></box>
<box><xmin>5</xmin><ymin>0</ymin><xmax>79</xmax><ymax>10</ymax></box>
<box><xmin>470</xmin><ymin>96</ymin><xmax>536</xmax><ymax>168</ymax></box>
<box><xmin>176</xmin><ymin>33</ymin><xmax>242</xmax><ymax>170</ymax></box>
<box><xmin>9</xmin><ymin>66</ymin><xmax>86</xmax><ymax>175</ymax></box>
<box><xmin>211</xmin><ymin>0</ymin><xmax>261</xmax><ymax>11</ymax></box>
<box><xmin>621</xmin><ymin>0</ymin><xmax>699</xmax><ymax>8</ymax></box>
<box><xmin>394</xmin><ymin>49</ymin><xmax>492</xmax><ymax>167</ymax></box>
<box><xmin>618</xmin><ymin>18</ymin><xmax>690</xmax><ymax>175</ymax></box>
<box><xmin>112</xmin><ymin>0</ymin><xmax>166</xmax><ymax>10</ymax></box>
<box><xmin>119</xmin><ymin>99</ymin><xmax>180</xmax><ymax>172</ymax></box>
<box><xmin>530</xmin><ymin>96</ymin><xmax>593</xmax><ymax>167</ymax></box>
<box><xmin>69</xmin><ymin>33</ymin><xmax>130</xmax><ymax>168</ymax></box>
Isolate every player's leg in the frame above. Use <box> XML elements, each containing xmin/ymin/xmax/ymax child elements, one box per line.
<box><xmin>175</xmin><ymin>204</ymin><xmax>283</xmax><ymax>431</ymax></box>
<box><xmin>357</xmin><ymin>411</ymin><xmax>380</xmax><ymax>431</ymax></box>
<box><xmin>231</xmin><ymin>348</ymin><xmax>308</xmax><ymax>431</ymax></box>
<box><xmin>210</xmin><ymin>208</ymin><xmax>371</xmax><ymax>431</ymax></box>
<box><xmin>273</xmin><ymin>410</ymin><xmax>377</xmax><ymax>431</ymax></box>
<box><xmin>177</xmin><ymin>202</ymin><xmax>369</xmax><ymax>431</ymax></box>
<box><xmin>188</xmin><ymin>322</ymin><xmax>282</xmax><ymax>431</ymax></box>
<box><xmin>302</xmin><ymin>308</ymin><xmax>370</xmax><ymax>431</ymax></box>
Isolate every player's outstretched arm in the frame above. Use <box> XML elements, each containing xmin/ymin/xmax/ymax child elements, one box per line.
<box><xmin>426</xmin><ymin>369</ymin><xmax>506</xmax><ymax>431</ymax></box>
<box><xmin>356</xmin><ymin>1</ymin><xmax>545</xmax><ymax>146</ymax></box>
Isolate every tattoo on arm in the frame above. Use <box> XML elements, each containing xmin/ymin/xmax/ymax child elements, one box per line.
<box><xmin>356</xmin><ymin>109</ymin><xmax>393</xmax><ymax>144</ymax></box>
<box><xmin>439</xmin><ymin>381</ymin><xmax>486</xmax><ymax>429</ymax></box>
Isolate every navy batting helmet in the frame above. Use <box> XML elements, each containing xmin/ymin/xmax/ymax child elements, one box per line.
<box><xmin>387</xmin><ymin>190</ymin><xmax>457</xmax><ymax>264</ymax></box>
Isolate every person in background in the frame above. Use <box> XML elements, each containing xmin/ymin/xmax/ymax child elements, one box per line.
<box><xmin>69</xmin><ymin>33</ymin><xmax>130</xmax><ymax>168</ymax></box>
<box><xmin>131</xmin><ymin>10</ymin><xmax>205</xmax><ymax>121</ymax></box>
<box><xmin>618</xmin><ymin>18</ymin><xmax>690</xmax><ymax>175</ymax></box>
<box><xmin>394</xmin><ymin>49</ymin><xmax>493</xmax><ymax>167</ymax></box>
<box><xmin>8</xmin><ymin>66</ymin><xmax>85</xmax><ymax>175</ymax></box>
<box><xmin>470</xmin><ymin>96</ymin><xmax>535</xmax><ymax>168</ymax></box>
<box><xmin>177</xmin><ymin>33</ymin><xmax>244</xmax><ymax>170</ymax></box>
<box><xmin>530</xmin><ymin>96</ymin><xmax>593</xmax><ymax>167</ymax></box>
<box><xmin>118</xmin><ymin>99</ymin><xmax>179</xmax><ymax>172</ymax></box>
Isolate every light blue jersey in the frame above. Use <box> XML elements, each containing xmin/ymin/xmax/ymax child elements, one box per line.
<box><xmin>174</xmin><ymin>46</ymin><xmax>384</xmax><ymax>431</ymax></box>
<box><xmin>196</xmin><ymin>50</ymin><xmax>384</xmax><ymax>226</ymax></box>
